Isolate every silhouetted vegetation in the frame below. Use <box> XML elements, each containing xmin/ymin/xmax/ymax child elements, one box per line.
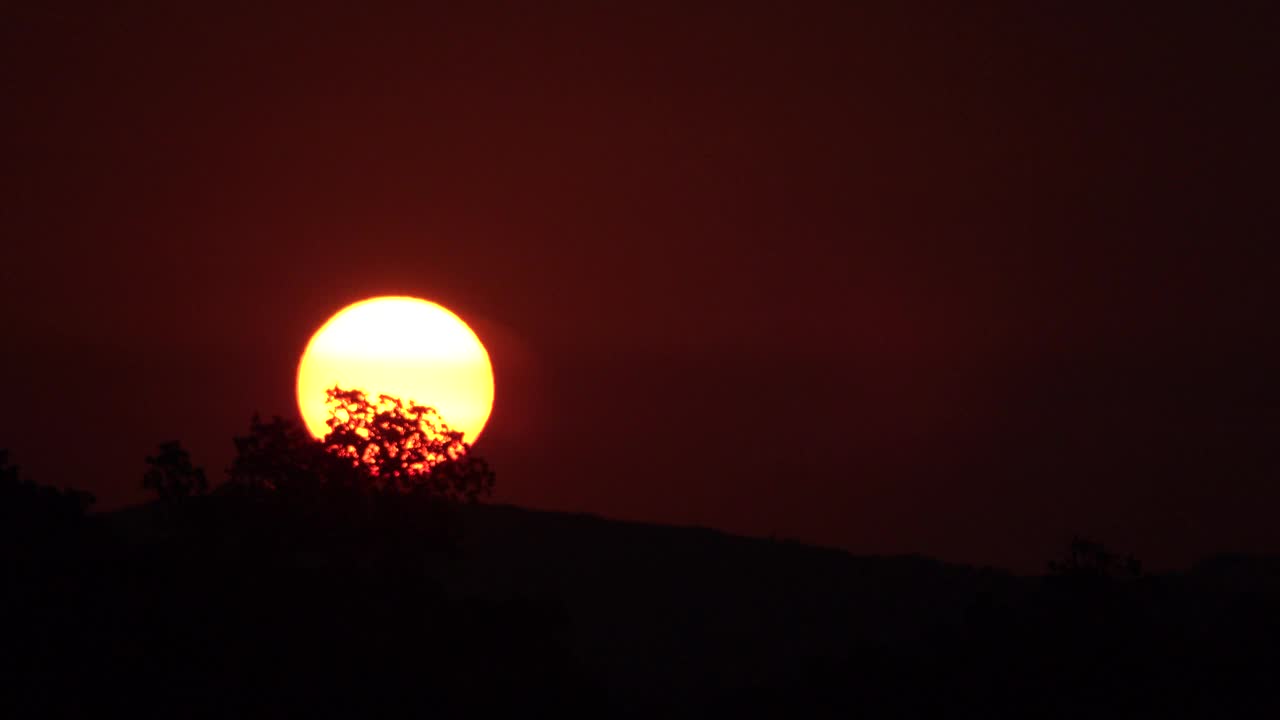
<box><xmin>3</xmin><ymin>407</ymin><xmax>574</xmax><ymax>718</ymax></box>
<box><xmin>143</xmin><ymin>440</ymin><xmax>208</xmax><ymax>501</ymax></box>
<box><xmin>1049</xmin><ymin>536</ymin><xmax>1143</xmax><ymax>580</ymax></box>
<box><xmin>2</xmin><ymin>448</ymin><xmax>94</xmax><ymax>539</ymax></box>
<box><xmin>227</xmin><ymin>412</ymin><xmax>341</xmax><ymax>494</ymax></box>
<box><xmin>4</xmin><ymin>429</ymin><xmax>1280</xmax><ymax>717</ymax></box>
<box><xmin>223</xmin><ymin>387</ymin><xmax>494</xmax><ymax>502</ymax></box>
<box><xmin>323</xmin><ymin>387</ymin><xmax>495</xmax><ymax>500</ymax></box>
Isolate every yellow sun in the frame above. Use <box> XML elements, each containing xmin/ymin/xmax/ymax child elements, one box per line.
<box><xmin>296</xmin><ymin>297</ymin><xmax>495</xmax><ymax>444</ymax></box>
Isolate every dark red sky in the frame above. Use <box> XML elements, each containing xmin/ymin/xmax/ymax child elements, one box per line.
<box><xmin>2</xmin><ymin>1</ymin><xmax>1277</xmax><ymax>570</ymax></box>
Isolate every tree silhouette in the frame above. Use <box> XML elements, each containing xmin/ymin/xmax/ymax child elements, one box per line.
<box><xmin>222</xmin><ymin>389</ymin><xmax>495</xmax><ymax>502</ymax></box>
<box><xmin>0</xmin><ymin>449</ymin><xmax>16</xmax><ymax>486</ymax></box>
<box><xmin>1048</xmin><ymin>536</ymin><xmax>1142</xmax><ymax>580</ymax></box>
<box><xmin>143</xmin><ymin>441</ymin><xmax>208</xmax><ymax>502</ymax></box>
<box><xmin>227</xmin><ymin>414</ymin><xmax>336</xmax><ymax>493</ymax></box>
<box><xmin>323</xmin><ymin>387</ymin><xmax>495</xmax><ymax>501</ymax></box>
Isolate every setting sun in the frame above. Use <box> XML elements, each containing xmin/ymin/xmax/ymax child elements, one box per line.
<box><xmin>295</xmin><ymin>297</ymin><xmax>495</xmax><ymax>443</ymax></box>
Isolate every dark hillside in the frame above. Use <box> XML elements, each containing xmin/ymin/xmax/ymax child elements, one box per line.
<box><xmin>6</xmin><ymin>493</ymin><xmax>1279</xmax><ymax>717</ymax></box>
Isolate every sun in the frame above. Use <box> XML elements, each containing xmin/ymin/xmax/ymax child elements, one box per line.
<box><xmin>296</xmin><ymin>297</ymin><xmax>495</xmax><ymax>444</ymax></box>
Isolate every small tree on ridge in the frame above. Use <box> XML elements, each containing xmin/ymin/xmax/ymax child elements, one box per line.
<box><xmin>143</xmin><ymin>441</ymin><xmax>208</xmax><ymax>502</ymax></box>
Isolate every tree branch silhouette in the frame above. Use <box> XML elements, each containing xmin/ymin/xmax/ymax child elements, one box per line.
<box><xmin>322</xmin><ymin>386</ymin><xmax>494</xmax><ymax>501</ymax></box>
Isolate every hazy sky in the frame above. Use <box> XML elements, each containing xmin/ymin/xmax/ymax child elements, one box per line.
<box><xmin>3</xmin><ymin>1</ymin><xmax>1277</xmax><ymax>570</ymax></box>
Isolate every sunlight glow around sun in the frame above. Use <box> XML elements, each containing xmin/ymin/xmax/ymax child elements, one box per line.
<box><xmin>296</xmin><ymin>297</ymin><xmax>495</xmax><ymax>444</ymax></box>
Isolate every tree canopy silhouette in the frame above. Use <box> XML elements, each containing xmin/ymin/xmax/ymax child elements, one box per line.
<box><xmin>223</xmin><ymin>387</ymin><xmax>494</xmax><ymax>502</ymax></box>
<box><xmin>228</xmin><ymin>413</ymin><xmax>339</xmax><ymax>494</ymax></box>
<box><xmin>323</xmin><ymin>387</ymin><xmax>494</xmax><ymax>501</ymax></box>
<box><xmin>143</xmin><ymin>441</ymin><xmax>208</xmax><ymax>502</ymax></box>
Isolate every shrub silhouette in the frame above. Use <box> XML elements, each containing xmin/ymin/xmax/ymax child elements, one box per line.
<box><xmin>322</xmin><ymin>386</ymin><xmax>495</xmax><ymax>501</ymax></box>
<box><xmin>143</xmin><ymin>441</ymin><xmax>208</xmax><ymax>501</ymax></box>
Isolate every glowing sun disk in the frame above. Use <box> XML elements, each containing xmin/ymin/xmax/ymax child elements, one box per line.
<box><xmin>295</xmin><ymin>297</ymin><xmax>495</xmax><ymax>444</ymax></box>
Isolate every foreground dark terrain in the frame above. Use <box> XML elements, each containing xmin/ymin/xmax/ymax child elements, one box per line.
<box><xmin>5</xmin><ymin>474</ymin><xmax>1279</xmax><ymax>718</ymax></box>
